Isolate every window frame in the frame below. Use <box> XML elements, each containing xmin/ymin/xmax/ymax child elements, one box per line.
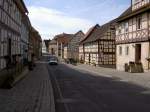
<box><xmin>137</xmin><ymin>16</ymin><xmax>142</xmax><ymax>30</ymax></box>
<box><xmin>125</xmin><ymin>46</ymin><xmax>129</xmax><ymax>55</ymax></box>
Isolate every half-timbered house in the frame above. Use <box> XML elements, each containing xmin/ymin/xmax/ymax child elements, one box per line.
<box><xmin>81</xmin><ymin>21</ymin><xmax>116</xmax><ymax>68</ymax></box>
<box><xmin>82</xmin><ymin>24</ymin><xmax>100</xmax><ymax>65</ymax></box>
<box><xmin>0</xmin><ymin>0</ymin><xmax>28</xmax><ymax>70</ymax></box>
<box><xmin>0</xmin><ymin>0</ymin><xmax>30</xmax><ymax>86</ymax></box>
<box><xmin>64</xmin><ymin>31</ymin><xmax>85</xmax><ymax>61</ymax></box>
<box><xmin>116</xmin><ymin>0</ymin><xmax>150</xmax><ymax>71</ymax></box>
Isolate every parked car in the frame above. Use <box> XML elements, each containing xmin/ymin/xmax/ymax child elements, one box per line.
<box><xmin>48</xmin><ymin>57</ymin><xmax>58</xmax><ymax>65</ymax></box>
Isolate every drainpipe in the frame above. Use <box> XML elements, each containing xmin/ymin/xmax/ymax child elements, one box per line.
<box><xmin>148</xmin><ymin>13</ymin><xmax>150</xmax><ymax>70</ymax></box>
<box><xmin>148</xmin><ymin>41</ymin><xmax>150</xmax><ymax>70</ymax></box>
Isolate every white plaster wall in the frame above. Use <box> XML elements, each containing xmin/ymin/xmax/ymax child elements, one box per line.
<box><xmin>141</xmin><ymin>42</ymin><xmax>149</xmax><ymax>69</ymax></box>
<box><xmin>117</xmin><ymin>44</ymin><xmax>135</xmax><ymax>71</ymax></box>
<box><xmin>117</xmin><ymin>42</ymin><xmax>150</xmax><ymax>71</ymax></box>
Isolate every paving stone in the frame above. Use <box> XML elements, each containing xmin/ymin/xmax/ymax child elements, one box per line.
<box><xmin>0</xmin><ymin>62</ymin><xmax>55</xmax><ymax>112</ymax></box>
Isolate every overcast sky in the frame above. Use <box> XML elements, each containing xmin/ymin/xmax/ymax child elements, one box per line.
<box><xmin>24</xmin><ymin>0</ymin><xmax>131</xmax><ymax>40</ymax></box>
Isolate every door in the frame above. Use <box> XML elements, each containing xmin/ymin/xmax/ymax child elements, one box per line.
<box><xmin>51</xmin><ymin>48</ymin><xmax>54</xmax><ymax>55</ymax></box>
<box><xmin>8</xmin><ymin>38</ymin><xmax>11</xmax><ymax>56</ymax></box>
<box><xmin>135</xmin><ymin>44</ymin><xmax>141</xmax><ymax>63</ymax></box>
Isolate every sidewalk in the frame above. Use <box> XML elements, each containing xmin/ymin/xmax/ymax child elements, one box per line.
<box><xmin>66</xmin><ymin>64</ymin><xmax>150</xmax><ymax>89</ymax></box>
<box><xmin>0</xmin><ymin>62</ymin><xmax>55</xmax><ymax>112</ymax></box>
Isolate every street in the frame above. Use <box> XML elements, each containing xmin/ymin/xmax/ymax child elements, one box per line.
<box><xmin>48</xmin><ymin>63</ymin><xmax>150</xmax><ymax>112</ymax></box>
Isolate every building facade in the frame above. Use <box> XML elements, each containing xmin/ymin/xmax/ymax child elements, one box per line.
<box><xmin>0</xmin><ymin>0</ymin><xmax>28</xmax><ymax>71</ymax></box>
<box><xmin>54</xmin><ymin>33</ymin><xmax>73</xmax><ymax>59</ymax></box>
<box><xmin>44</xmin><ymin>39</ymin><xmax>51</xmax><ymax>53</ymax></box>
<box><xmin>79</xmin><ymin>45</ymin><xmax>84</xmax><ymax>62</ymax></box>
<box><xmin>0</xmin><ymin>0</ymin><xmax>33</xmax><ymax>87</ymax></box>
<box><xmin>116</xmin><ymin>0</ymin><xmax>150</xmax><ymax>71</ymax></box>
<box><xmin>64</xmin><ymin>31</ymin><xmax>85</xmax><ymax>61</ymax></box>
<box><xmin>81</xmin><ymin>21</ymin><xmax>116</xmax><ymax>68</ymax></box>
<box><xmin>29</xmin><ymin>27</ymin><xmax>42</xmax><ymax>60</ymax></box>
<box><xmin>42</xmin><ymin>40</ymin><xmax>47</xmax><ymax>54</ymax></box>
<box><xmin>48</xmin><ymin>39</ymin><xmax>57</xmax><ymax>55</ymax></box>
<box><xmin>21</xmin><ymin>15</ymin><xmax>30</xmax><ymax>65</ymax></box>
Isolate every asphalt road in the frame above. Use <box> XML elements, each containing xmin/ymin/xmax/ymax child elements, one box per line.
<box><xmin>47</xmin><ymin>63</ymin><xmax>150</xmax><ymax>112</ymax></box>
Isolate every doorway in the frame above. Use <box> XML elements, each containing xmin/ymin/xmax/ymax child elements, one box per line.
<box><xmin>8</xmin><ymin>38</ymin><xmax>11</xmax><ymax>56</ymax></box>
<box><xmin>51</xmin><ymin>48</ymin><xmax>54</xmax><ymax>55</ymax></box>
<box><xmin>135</xmin><ymin>44</ymin><xmax>141</xmax><ymax>63</ymax></box>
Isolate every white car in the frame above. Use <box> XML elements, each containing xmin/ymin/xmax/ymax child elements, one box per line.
<box><xmin>48</xmin><ymin>57</ymin><xmax>58</xmax><ymax>65</ymax></box>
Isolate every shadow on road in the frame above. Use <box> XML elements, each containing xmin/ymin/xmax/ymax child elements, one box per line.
<box><xmin>48</xmin><ymin>63</ymin><xmax>150</xmax><ymax>112</ymax></box>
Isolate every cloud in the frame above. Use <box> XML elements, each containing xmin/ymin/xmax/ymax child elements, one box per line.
<box><xmin>70</xmin><ymin>0</ymin><xmax>129</xmax><ymax>25</ymax></box>
<box><xmin>28</xmin><ymin>6</ymin><xmax>94</xmax><ymax>39</ymax></box>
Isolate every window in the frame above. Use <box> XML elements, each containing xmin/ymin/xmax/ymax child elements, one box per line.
<box><xmin>137</xmin><ymin>17</ymin><xmax>142</xmax><ymax>30</ymax></box>
<box><xmin>125</xmin><ymin>46</ymin><xmax>129</xmax><ymax>55</ymax></box>
<box><xmin>124</xmin><ymin>22</ymin><xmax>129</xmax><ymax>33</ymax></box>
<box><xmin>118</xmin><ymin>29</ymin><xmax>121</xmax><ymax>34</ymax></box>
<box><xmin>118</xmin><ymin>25</ymin><xmax>122</xmax><ymax>34</ymax></box>
<box><xmin>119</xmin><ymin>46</ymin><xmax>122</xmax><ymax>55</ymax></box>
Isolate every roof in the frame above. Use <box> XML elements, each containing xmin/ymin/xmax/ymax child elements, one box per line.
<box><xmin>74</xmin><ymin>30</ymin><xmax>84</xmax><ymax>36</ymax></box>
<box><xmin>44</xmin><ymin>40</ymin><xmax>51</xmax><ymax>48</ymax></box>
<box><xmin>68</xmin><ymin>30</ymin><xmax>85</xmax><ymax>42</ymax></box>
<box><xmin>80</xmin><ymin>24</ymin><xmax>100</xmax><ymax>44</ymax></box>
<box><xmin>54</xmin><ymin>33</ymin><xmax>74</xmax><ymax>40</ymax></box>
<box><xmin>81</xmin><ymin>20</ymin><xmax>116</xmax><ymax>44</ymax></box>
<box><xmin>14</xmin><ymin>0</ymin><xmax>28</xmax><ymax>13</ymax></box>
<box><xmin>30</xmin><ymin>27</ymin><xmax>42</xmax><ymax>41</ymax></box>
<box><xmin>118</xmin><ymin>3</ymin><xmax>150</xmax><ymax>22</ymax></box>
<box><xmin>49</xmin><ymin>39</ymin><xmax>57</xmax><ymax>44</ymax></box>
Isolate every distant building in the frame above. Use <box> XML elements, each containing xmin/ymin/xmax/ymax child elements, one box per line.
<box><xmin>54</xmin><ymin>33</ymin><xmax>74</xmax><ymax>59</ymax></box>
<box><xmin>63</xmin><ymin>31</ymin><xmax>85</xmax><ymax>61</ymax></box>
<box><xmin>116</xmin><ymin>0</ymin><xmax>150</xmax><ymax>71</ymax></box>
<box><xmin>42</xmin><ymin>41</ymin><xmax>47</xmax><ymax>54</ymax></box>
<box><xmin>49</xmin><ymin>39</ymin><xmax>57</xmax><ymax>55</ymax></box>
<box><xmin>44</xmin><ymin>39</ymin><xmax>51</xmax><ymax>53</ymax></box>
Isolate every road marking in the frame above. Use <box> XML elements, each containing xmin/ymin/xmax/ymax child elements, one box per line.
<box><xmin>47</xmin><ymin>65</ymin><xmax>70</xmax><ymax>112</ymax></box>
<box><xmin>36</xmin><ymin>61</ymin><xmax>49</xmax><ymax>64</ymax></box>
<box><xmin>56</xmin><ymin>98</ymin><xmax>77</xmax><ymax>103</ymax></box>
